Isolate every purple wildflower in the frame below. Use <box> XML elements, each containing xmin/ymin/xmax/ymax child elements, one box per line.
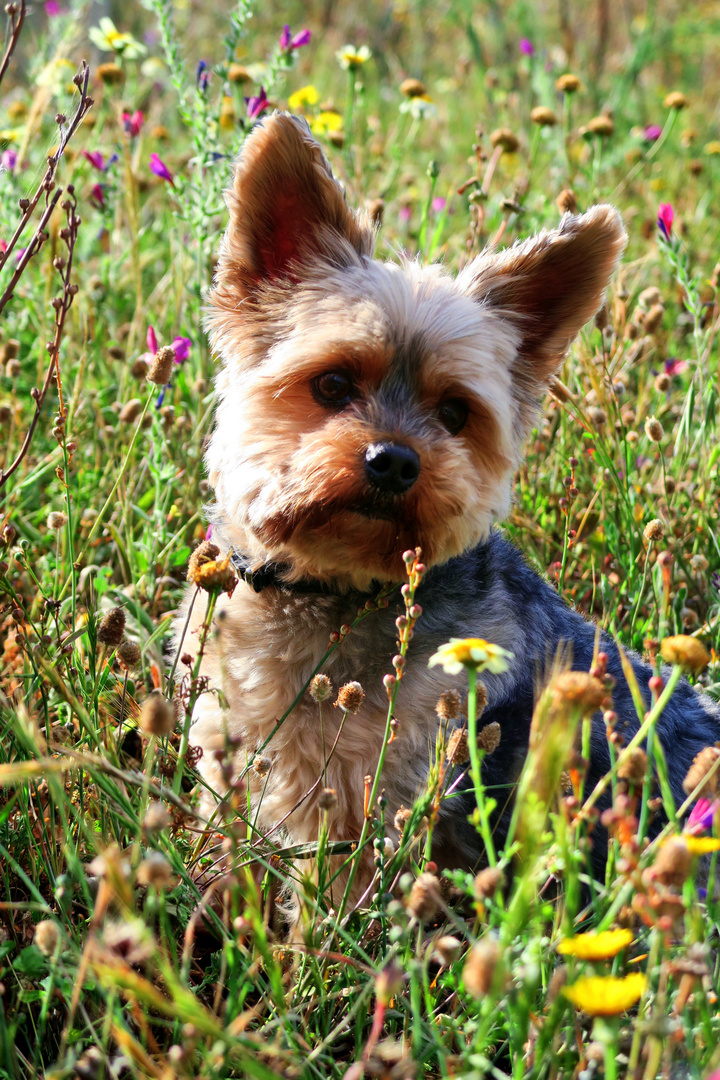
<box><xmin>82</xmin><ymin>149</ymin><xmax>105</xmax><ymax>172</ymax></box>
<box><xmin>171</xmin><ymin>336</ymin><xmax>191</xmax><ymax>363</ymax></box>
<box><xmin>644</xmin><ymin>124</ymin><xmax>662</xmax><ymax>142</ymax></box>
<box><xmin>196</xmin><ymin>60</ymin><xmax>211</xmax><ymax>93</ymax></box>
<box><xmin>665</xmin><ymin>356</ymin><xmax>687</xmax><ymax>376</ymax></box>
<box><xmin>245</xmin><ymin>87</ymin><xmax>269</xmax><ymax>120</ymax></box>
<box><xmin>122</xmin><ymin>110</ymin><xmax>144</xmax><ymax>137</ymax></box>
<box><xmin>657</xmin><ymin>202</ymin><xmax>674</xmax><ymax>238</ymax></box>
<box><xmin>686</xmin><ymin>797</ymin><xmax>720</xmax><ymax>835</ymax></box>
<box><xmin>519</xmin><ymin>38</ymin><xmax>534</xmax><ymax>55</ymax></box>
<box><xmin>45</xmin><ymin>0</ymin><xmax>62</xmax><ymax>13</ymax></box>
<box><xmin>149</xmin><ymin>152</ymin><xmax>174</xmax><ymax>185</ymax></box>
<box><xmin>147</xmin><ymin>326</ymin><xmax>158</xmax><ymax>354</ymax></box>
<box><xmin>280</xmin><ymin>25</ymin><xmax>311</xmax><ymax>51</ymax></box>
<box><xmin>90</xmin><ymin>183</ymin><xmax>106</xmax><ymax>209</ymax></box>
<box><xmin>1</xmin><ymin>149</ymin><xmax>17</xmax><ymax>173</ymax></box>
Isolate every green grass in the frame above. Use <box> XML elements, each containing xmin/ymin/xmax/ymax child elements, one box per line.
<box><xmin>2</xmin><ymin>0</ymin><xmax>720</xmax><ymax>1076</ymax></box>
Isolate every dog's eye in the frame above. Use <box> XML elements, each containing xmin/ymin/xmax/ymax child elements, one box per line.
<box><xmin>313</xmin><ymin>371</ymin><xmax>354</xmax><ymax>406</ymax></box>
<box><xmin>436</xmin><ymin>398</ymin><xmax>468</xmax><ymax>435</ymax></box>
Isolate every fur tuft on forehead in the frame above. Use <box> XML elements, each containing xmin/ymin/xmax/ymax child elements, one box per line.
<box><xmin>212</xmin><ymin>113</ymin><xmax>374</xmax><ymax>307</ymax></box>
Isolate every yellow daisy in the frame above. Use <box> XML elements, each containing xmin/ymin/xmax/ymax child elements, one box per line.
<box><xmin>288</xmin><ymin>85</ymin><xmax>320</xmax><ymax>111</ymax></box>
<box><xmin>557</xmin><ymin>928</ymin><xmax>633</xmax><ymax>960</ymax></box>
<box><xmin>428</xmin><ymin>638</ymin><xmax>513</xmax><ymax>676</ymax></box>
<box><xmin>563</xmin><ymin>973</ymin><xmax>647</xmax><ymax>1015</ymax></box>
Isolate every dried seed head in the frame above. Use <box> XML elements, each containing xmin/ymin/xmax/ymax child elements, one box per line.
<box><xmin>645</xmin><ymin>416</ymin><xmax>664</xmax><ymax>442</ymax></box>
<box><xmin>681</xmin><ymin>606</ymin><xmax>698</xmax><ymax>628</ymax></box>
<box><xmin>642</xmin><ymin>303</ymin><xmax>665</xmax><ymax>334</ymax></box>
<box><xmin>643</xmin><ymin>518</ymin><xmax>665</xmax><ymax>543</ymax></box>
<box><xmin>131</xmin><ymin>358</ymin><xmax>149</xmax><ymax>378</ymax></box>
<box><xmin>638</xmin><ymin>286</ymin><xmax>661</xmax><ymax>308</ymax></box>
<box><xmin>47</xmin><ymin>511</ymin><xmax>68</xmax><ymax>531</ymax></box>
<box><xmin>227</xmin><ymin>63</ymin><xmax>251</xmax><ymax>83</ymax></box>
<box><xmin>309</xmin><ymin>674</ymin><xmax>333</xmax><ymax>702</ymax></box>
<box><xmin>530</xmin><ymin>105</ymin><xmax>557</xmax><ymax>126</ymax></box>
<box><xmin>617</xmin><ymin>747</ymin><xmax>648</xmax><ymax>787</ymax></box>
<box><xmin>683</xmin><ymin>746</ymin><xmax>720</xmax><ymax>797</ymax></box>
<box><xmin>555</xmin><ymin>73</ymin><xmax>582</xmax><ymax>92</ymax></box>
<box><xmin>586</xmin><ymin>115</ymin><xmax>614</xmax><ymax>136</ymax></box>
<box><xmin>187</xmin><ymin>540</ymin><xmax>220</xmax><ymax>581</ymax></box>
<box><xmin>463</xmin><ymin>938</ymin><xmax>501</xmax><ymax>995</ymax></box>
<box><xmin>664</xmin><ymin>91</ymin><xmax>687</xmax><ymax>110</ymax></box>
<box><xmin>690</xmin><ymin>554</ymin><xmax>709</xmax><ymax>573</ymax></box>
<box><xmin>253</xmin><ymin>756</ymin><xmax>272</xmax><ymax>777</ymax></box>
<box><xmin>556</xmin><ymin>188</ymin><xmax>578</xmax><ymax>214</ymax></box>
<box><xmin>477</xmin><ymin>721</ymin><xmax>501</xmax><ymax>755</ymax></box>
<box><xmin>119</xmin><ymin>398</ymin><xmax>143</xmax><ymax>423</ymax></box>
<box><xmin>186</xmin><ymin>542</ymin><xmax>237</xmax><ymax>595</ymax></box>
<box><xmin>394</xmin><ymin>806</ymin><xmax>412</xmax><ymax>832</ymax></box>
<box><xmin>588</xmin><ymin>406</ymin><xmax>607</xmax><ymax>429</ymax></box>
<box><xmin>143</xmin><ymin>801</ymin><xmax>172</xmax><ymax>833</ymax></box>
<box><xmin>2</xmin><ymin>339</ymin><xmax>19</xmax><ymax>360</ymax></box>
<box><xmin>654</xmin><ymin>373</ymin><xmax>671</xmax><ymax>393</ymax></box>
<box><xmin>97</xmin><ymin>606</ymin><xmax>126</xmax><ymax>648</ymax></box>
<box><xmin>335</xmin><ymin>681</ymin><xmax>365</xmax><ymax>713</ymax></box>
<box><xmin>318</xmin><ymin>787</ymin><xmax>338</xmax><ymax>811</ymax></box>
<box><xmin>446</xmin><ymin>727</ymin><xmax>470</xmax><ymax>765</ymax></box>
<box><xmin>406</xmin><ymin>872</ymin><xmax>442</xmax><ymax>921</ymax></box>
<box><xmin>117</xmin><ymin>640</ymin><xmax>141</xmax><ymax>669</ymax></box>
<box><xmin>34</xmin><ymin>919</ymin><xmax>60</xmax><ymax>956</ymax></box>
<box><xmin>490</xmin><ymin>128</ymin><xmax>520</xmax><ymax>152</ymax></box>
<box><xmin>138</xmin><ymin>693</ymin><xmax>176</xmax><ymax>737</ymax></box>
<box><xmin>97</xmin><ymin>62</ymin><xmax>125</xmax><ymax>85</ymax></box>
<box><xmin>400</xmin><ymin>77</ymin><xmax>426</xmax><ymax>98</ymax></box>
<box><xmin>650</xmin><ymin>836</ymin><xmax>693</xmax><ymax>888</ymax></box>
<box><xmin>660</xmin><ymin>635</ymin><xmax>711</xmax><ymax>673</ymax></box>
<box><xmin>137</xmin><ymin>852</ymin><xmax>175</xmax><ymax>890</ymax></box>
<box><xmin>550</xmin><ymin>671</ymin><xmax>606</xmax><ymax>714</ymax></box>
<box><xmin>147</xmin><ymin>345</ymin><xmax>176</xmax><ymax>386</ymax></box>
<box><xmin>433</xmin><ymin>934</ymin><xmax>463</xmax><ymax>964</ymax></box>
<box><xmin>436</xmin><ymin>689</ymin><xmax>463</xmax><ymax>721</ymax></box>
<box><xmin>473</xmin><ymin>865</ymin><xmax>504</xmax><ymax>901</ymax></box>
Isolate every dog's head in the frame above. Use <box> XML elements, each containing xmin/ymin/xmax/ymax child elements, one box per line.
<box><xmin>206</xmin><ymin>114</ymin><xmax>626</xmax><ymax>588</ymax></box>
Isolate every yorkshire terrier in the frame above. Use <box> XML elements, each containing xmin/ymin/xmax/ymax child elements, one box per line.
<box><xmin>181</xmin><ymin>113</ymin><xmax>720</xmax><ymax>902</ymax></box>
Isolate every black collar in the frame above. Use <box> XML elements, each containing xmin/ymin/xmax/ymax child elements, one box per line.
<box><xmin>228</xmin><ymin>549</ymin><xmax>386</xmax><ymax>599</ymax></box>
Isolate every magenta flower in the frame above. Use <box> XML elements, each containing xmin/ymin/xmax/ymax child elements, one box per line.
<box><xmin>519</xmin><ymin>38</ymin><xmax>534</xmax><ymax>55</ymax></box>
<box><xmin>431</xmin><ymin>196</ymin><xmax>447</xmax><ymax>213</ymax></box>
<box><xmin>1</xmin><ymin>149</ymin><xmax>17</xmax><ymax>173</ymax></box>
<box><xmin>665</xmin><ymin>356</ymin><xmax>688</xmax><ymax>376</ymax></box>
<box><xmin>245</xmin><ymin>87</ymin><xmax>269</xmax><ymax>120</ymax></box>
<box><xmin>644</xmin><ymin>124</ymin><xmax>662</xmax><ymax>142</ymax></box>
<box><xmin>171</xmin><ymin>336</ymin><xmax>191</xmax><ymax>363</ymax></box>
<box><xmin>90</xmin><ymin>183</ymin><xmax>106</xmax><ymax>209</ymax></box>
<box><xmin>45</xmin><ymin>0</ymin><xmax>62</xmax><ymax>13</ymax></box>
<box><xmin>147</xmin><ymin>326</ymin><xmax>158</xmax><ymax>353</ymax></box>
<box><xmin>279</xmin><ymin>25</ymin><xmax>311</xmax><ymax>51</ymax></box>
<box><xmin>686</xmin><ymin>797</ymin><xmax>719</xmax><ymax>835</ymax></box>
<box><xmin>82</xmin><ymin>149</ymin><xmax>106</xmax><ymax>172</ymax></box>
<box><xmin>657</xmin><ymin>202</ymin><xmax>674</xmax><ymax>238</ymax></box>
<box><xmin>122</xmin><ymin>110</ymin><xmax>144</xmax><ymax>137</ymax></box>
<box><xmin>0</xmin><ymin>239</ymin><xmax>7</xmax><ymax>254</ymax></box>
<box><xmin>149</xmin><ymin>152</ymin><xmax>174</xmax><ymax>185</ymax></box>
<box><xmin>399</xmin><ymin>205</ymin><xmax>411</xmax><ymax>224</ymax></box>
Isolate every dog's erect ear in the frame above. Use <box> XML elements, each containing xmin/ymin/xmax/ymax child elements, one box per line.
<box><xmin>461</xmin><ymin>205</ymin><xmax>626</xmax><ymax>398</ymax></box>
<box><xmin>215</xmin><ymin>113</ymin><xmax>374</xmax><ymax>296</ymax></box>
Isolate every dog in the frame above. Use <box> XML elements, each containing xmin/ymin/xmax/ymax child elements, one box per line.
<box><xmin>179</xmin><ymin>112</ymin><xmax>720</xmax><ymax>903</ymax></box>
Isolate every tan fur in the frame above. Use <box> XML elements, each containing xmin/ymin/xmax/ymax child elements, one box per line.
<box><xmin>180</xmin><ymin>114</ymin><xmax>627</xmax><ymax>906</ymax></box>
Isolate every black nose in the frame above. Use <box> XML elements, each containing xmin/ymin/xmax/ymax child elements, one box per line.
<box><xmin>364</xmin><ymin>442</ymin><xmax>421</xmax><ymax>494</ymax></box>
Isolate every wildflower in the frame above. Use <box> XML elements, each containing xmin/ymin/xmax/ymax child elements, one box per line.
<box><xmin>557</xmin><ymin>928</ymin><xmax>633</xmax><ymax>960</ymax></box>
<box><xmin>657</xmin><ymin>202</ymin><xmax>674</xmax><ymax>238</ymax></box>
<box><xmin>122</xmin><ymin>110</ymin><xmax>143</xmax><ymax>137</ymax></box>
<box><xmin>137</xmin><ymin>852</ymin><xmax>175</xmax><ymax>889</ymax></box>
<box><xmin>101</xmin><ymin>918</ymin><xmax>155</xmax><ymax>965</ymax></box>
<box><xmin>564</xmin><ymin>973</ymin><xmax>646</xmax><ymax>1015</ymax></box>
<box><xmin>531</xmin><ymin>106</ymin><xmax>557</xmax><ymax>126</ymax></box>
<box><xmin>683</xmin><ymin>746</ymin><xmax>720</xmax><ymax>797</ymax></box>
<box><xmin>149</xmin><ymin>152</ymin><xmax>173</xmax><ymax>185</ymax></box>
<box><xmin>684</xmin><ymin>836</ymin><xmax>720</xmax><ymax>855</ymax></box>
<box><xmin>428</xmin><ymin>638</ymin><xmax>513</xmax><ymax>676</ymax></box>
<box><xmin>406</xmin><ymin>872</ymin><xmax>442</xmax><ymax>920</ymax></box>
<box><xmin>400</xmin><ymin>78</ymin><xmax>427</xmax><ymax>98</ymax></box>
<box><xmin>436</xmin><ymin>689</ymin><xmax>464</xmax><ymax>721</ymax></box>
<box><xmin>336</xmin><ymin>44</ymin><xmax>372</xmax><ymax>70</ymax></box>
<box><xmin>119</xmin><ymin>398</ymin><xmax>143</xmax><ymax>423</ymax></box>
<box><xmin>143</xmin><ymin>802</ymin><xmax>172</xmax><ymax>833</ymax></box>
<box><xmin>431</xmin><ymin>196</ymin><xmax>447</xmax><ymax>214</ymax></box>
<box><xmin>660</xmin><ymin>635</ymin><xmax>710</xmax><ymax>672</ymax></box>
<box><xmin>1</xmin><ymin>149</ymin><xmax>17</xmax><ymax>172</ymax></box>
<box><xmin>664</xmin><ymin>357</ymin><xmax>687</xmax><ymax>376</ymax></box>
<box><xmin>245</xmin><ymin>87</ymin><xmax>269</xmax><ymax>121</ymax></box>
<box><xmin>664</xmin><ymin>91</ymin><xmax>687</xmax><ymax>110</ymax></box>
<box><xmin>586</xmin><ymin>115</ymin><xmax>614</xmax><ymax>137</ymax></box>
<box><xmin>97</xmin><ymin>607</ymin><xmax>126</xmax><ymax>648</ymax></box>
<box><xmin>97</xmin><ymin>62</ymin><xmax>125</xmax><ymax>85</ymax></box>
<box><xmin>555</xmin><ymin>73</ymin><xmax>582</xmax><ymax>93</ymax></box>
<box><xmin>82</xmin><ymin>150</ymin><xmax>106</xmax><ymax>172</ymax></box>
<box><xmin>644</xmin><ymin>416</ymin><xmax>664</xmax><ymax>442</ymax></box>
<box><xmin>88</xmin><ymin>18</ymin><xmax>147</xmax><ymax>59</ymax></box>
<box><xmin>309</xmin><ymin>674</ymin><xmax>333</xmax><ymax>702</ymax></box>
<box><xmin>643</xmin><ymin>519</ymin><xmax>664</xmax><ymax>543</ymax></box>
<box><xmin>117</xmin><ymin>640</ymin><xmax>141</xmax><ymax>669</ymax></box>
<box><xmin>477</xmin><ymin>721</ymin><xmax>501</xmax><ymax>754</ymax></box>
<box><xmin>196</xmin><ymin>60</ymin><xmax>210</xmax><ymax>93</ymax></box>
<box><xmin>187</xmin><ymin>546</ymin><xmax>237</xmax><ymax>596</ymax></box>
<box><xmin>47</xmin><ymin>511</ymin><xmax>67</xmax><ymax>531</ymax></box>
<box><xmin>550</xmin><ymin>671</ymin><xmax>606</xmax><ymax>714</ymax></box>
<box><xmin>90</xmin><ymin>183</ymin><xmax>106</xmax><ymax>210</ymax></box>
<box><xmin>463</xmin><ymin>938</ymin><xmax>501</xmax><ymax>995</ymax></box>
<box><xmin>490</xmin><ymin>128</ymin><xmax>520</xmax><ymax>153</ymax></box>
<box><xmin>335</xmin><ymin>681</ymin><xmax>365</xmax><ymax>713</ymax></box>
<box><xmin>138</xmin><ymin>693</ymin><xmax>176</xmax><ymax>738</ymax></box>
<box><xmin>318</xmin><ymin>788</ymin><xmax>337</xmax><ymax>811</ymax></box>
<box><xmin>227</xmin><ymin>63</ymin><xmax>251</xmax><ymax>84</ymax></box>
<box><xmin>650</xmin><ymin>836</ymin><xmax>693</xmax><ymax>886</ymax></box>
<box><xmin>690</xmin><ymin>554</ymin><xmax>709</xmax><ymax>574</ymax></box>
<box><xmin>171</xmin><ymin>336</ymin><xmax>191</xmax><ymax>363</ymax></box>
<box><xmin>34</xmin><ymin>919</ymin><xmax>61</xmax><ymax>956</ymax></box>
<box><xmin>685</xmin><ymin>797</ymin><xmax>720</xmax><ymax>835</ymax></box>
<box><xmin>473</xmin><ymin>865</ymin><xmax>504</xmax><ymax>900</ymax></box>
<box><xmin>147</xmin><ymin>346</ymin><xmax>175</xmax><ymax>386</ymax></box>
<box><xmin>400</xmin><ymin>94</ymin><xmax>437</xmax><ymax>119</ymax></box>
<box><xmin>644</xmin><ymin>123</ymin><xmax>663</xmax><ymax>142</ymax></box>
<box><xmin>519</xmin><ymin>38</ymin><xmax>534</xmax><ymax>55</ymax></box>
<box><xmin>704</xmin><ymin>141</ymin><xmax>720</xmax><ymax>155</ymax></box>
<box><xmin>310</xmin><ymin>111</ymin><xmax>344</xmax><ymax>135</ymax></box>
<box><xmin>45</xmin><ymin>0</ymin><xmax>62</xmax><ymax>13</ymax></box>
<box><xmin>446</xmin><ymin>727</ymin><xmax>470</xmax><ymax>765</ymax></box>
<box><xmin>434</xmin><ymin>935</ymin><xmax>463</xmax><ymax>964</ymax></box>
<box><xmin>643</xmin><ymin>304</ymin><xmax>665</xmax><ymax>333</ymax></box>
<box><xmin>288</xmin><ymin>85</ymin><xmax>319</xmax><ymax>111</ymax></box>
<box><xmin>279</xmin><ymin>25</ymin><xmax>311</xmax><ymax>52</ymax></box>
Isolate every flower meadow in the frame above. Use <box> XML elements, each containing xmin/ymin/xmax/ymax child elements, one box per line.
<box><xmin>2</xmin><ymin>1</ymin><xmax>720</xmax><ymax>1077</ymax></box>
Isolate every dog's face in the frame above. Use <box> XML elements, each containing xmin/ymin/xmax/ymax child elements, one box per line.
<box><xmin>206</xmin><ymin>114</ymin><xmax>626</xmax><ymax>588</ymax></box>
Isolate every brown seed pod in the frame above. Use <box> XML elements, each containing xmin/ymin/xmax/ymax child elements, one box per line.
<box><xmin>436</xmin><ymin>689</ymin><xmax>463</xmax><ymax>721</ymax></box>
<box><xmin>400</xmin><ymin>77</ymin><xmax>427</xmax><ymax>98</ymax></box>
<box><xmin>117</xmin><ymin>640</ymin><xmax>141</xmax><ymax>669</ymax></box>
<box><xmin>586</xmin><ymin>115</ymin><xmax>614</xmax><ymax>137</ymax></box>
<box><xmin>138</xmin><ymin>693</ymin><xmax>177</xmax><ymax>737</ymax></box>
<box><xmin>530</xmin><ymin>106</ymin><xmax>557</xmax><ymax>126</ymax></box>
<box><xmin>446</xmin><ymin>727</ymin><xmax>470</xmax><ymax>765</ymax></box>
<box><xmin>490</xmin><ymin>128</ymin><xmax>520</xmax><ymax>153</ymax></box>
<box><xmin>97</xmin><ymin>607</ymin><xmax>126</xmax><ymax>648</ymax></box>
<box><xmin>473</xmin><ymin>865</ymin><xmax>504</xmax><ymax>901</ymax></box>
<box><xmin>309</xmin><ymin>674</ymin><xmax>333</xmax><ymax>702</ymax></box>
<box><xmin>683</xmin><ymin>745</ymin><xmax>720</xmax><ymax>797</ymax></box>
<box><xmin>335</xmin><ymin>681</ymin><xmax>365</xmax><ymax>713</ymax></box>
<box><xmin>463</xmin><ymin>938</ymin><xmax>501</xmax><ymax>995</ymax></box>
<box><xmin>406</xmin><ymin>872</ymin><xmax>442</xmax><ymax>921</ymax></box>
<box><xmin>147</xmin><ymin>345</ymin><xmax>176</xmax><ymax>386</ymax></box>
<box><xmin>555</xmin><ymin>73</ymin><xmax>582</xmax><ymax>93</ymax></box>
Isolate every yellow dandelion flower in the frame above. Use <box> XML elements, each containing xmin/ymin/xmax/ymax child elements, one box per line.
<box><xmin>428</xmin><ymin>638</ymin><xmax>513</xmax><ymax>676</ymax></box>
<box><xmin>288</xmin><ymin>85</ymin><xmax>320</xmax><ymax>111</ymax></box>
<box><xmin>557</xmin><ymin>928</ymin><xmax>633</xmax><ymax>960</ymax></box>
<box><xmin>704</xmin><ymin>141</ymin><xmax>720</xmax><ymax>155</ymax></box>
<box><xmin>682</xmin><ymin>836</ymin><xmax>720</xmax><ymax>855</ymax></box>
<box><xmin>563</xmin><ymin>973</ymin><xmax>647</xmax><ymax>1016</ymax></box>
<box><xmin>336</xmin><ymin>44</ymin><xmax>372</xmax><ymax>70</ymax></box>
<box><xmin>310</xmin><ymin>111</ymin><xmax>344</xmax><ymax>135</ymax></box>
